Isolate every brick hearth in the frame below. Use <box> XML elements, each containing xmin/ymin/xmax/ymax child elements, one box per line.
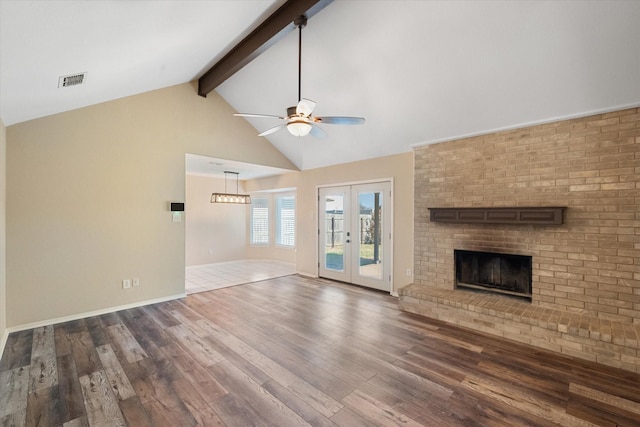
<box><xmin>399</xmin><ymin>285</ymin><xmax>639</xmax><ymax>372</ymax></box>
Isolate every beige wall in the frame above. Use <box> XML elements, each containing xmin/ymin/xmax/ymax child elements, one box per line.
<box><xmin>6</xmin><ymin>82</ymin><xmax>296</xmax><ymax>327</ymax></box>
<box><xmin>0</xmin><ymin>119</ymin><xmax>6</xmax><ymax>340</ymax></box>
<box><xmin>245</xmin><ymin>152</ymin><xmax>414</xmax><ymax>293</ymax></box>
<box><xmin>186</xmin><ymin>174</ymin><xmax>247</xmax><ymax>266</ymax></box>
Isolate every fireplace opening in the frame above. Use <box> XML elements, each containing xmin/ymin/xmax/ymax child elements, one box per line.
<box><xmin>455</xmin><ymin>249</ymin><xmax>532</xmax><ymax>301</ymax></box>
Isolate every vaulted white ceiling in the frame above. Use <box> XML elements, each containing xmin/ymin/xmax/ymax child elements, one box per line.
<box><xmin>2</xmin><ymin>1</ymin><xmax>639</xmax><ymax>171</ymax></box>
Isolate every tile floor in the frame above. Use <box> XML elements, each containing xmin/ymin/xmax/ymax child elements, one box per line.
<box><xmin>185</xmin><ymin>259</ymin><xmax>296</xmax><ymax>294</ymax></box>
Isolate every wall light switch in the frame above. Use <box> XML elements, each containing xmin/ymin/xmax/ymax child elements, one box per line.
<box><xmin>172</xmin><ymin>212</ymin><xmax>182</xmax><ymax>223</ymax></box>
<box><xmin>122</xmin><ymin>279</ymin><xmax>131</xmax><ymax>289</ymax></box>
<box><xmin>133</xmin><ymin>278</ymin><xmax>140</xmax><ymax>287</ymax></box>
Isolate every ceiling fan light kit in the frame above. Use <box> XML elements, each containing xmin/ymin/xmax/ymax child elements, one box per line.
<box><xmin>234</xmin><ymin>15</ymin><xmax>365</xmax><ymax>138</ymax></box>
<box><xmin>287</xmin><ymin>120</ymin><xmax>312</xmax><ymax>137</ymax></box>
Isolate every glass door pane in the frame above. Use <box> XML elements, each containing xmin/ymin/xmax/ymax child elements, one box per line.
<box><xmin>324</xmin><ymin>194</ymin><xmax>345</xmax><ymax>272</ymax></box>
<box><xmin>357</xmin><ymin>191</ymin><xmax>383</xmax><ymax>280</ymax></box>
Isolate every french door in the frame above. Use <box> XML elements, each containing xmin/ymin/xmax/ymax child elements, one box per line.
<box><xmin>318</xmin><ymin>182</ymin><xmax>391</xmax><ymax>292</ymax></box>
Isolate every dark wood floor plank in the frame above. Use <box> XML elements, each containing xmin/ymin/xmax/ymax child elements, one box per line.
<box><xmin>142</xmin><ymin>398</ymin><xmax>197</xmax><ymax>427</ymax></box>
<box><xmin>68</xmin><ymin>330</ymin><xmax>102</xmax><ymax>378</ymax></box>
<box><xmin>0</xmin><ymin>366</ymin><xmax>30</xmax><ymax>422</ymax></box>
<box><xmin>207</xmin><ymin>360</ymin><xmax>311</xmax><ymax>427</ymax></box>
<box><xmin>2</xmin><ymin>275</ymin><xmax>640</xmax><ymax>427</ymax></box>
<box><xmin>78</xmin><ymin>370</ymin><xmax>126</xmax><ymax>427</ymax></box>
<box><xmin>169</xmin><ymin>353</ymin><xmax>227</xmax><ymax>400</ymax></box>
<box><xmin>117</xmin><ymin>396</ymin><xmax>152</xmax><ymax>427</ymax></box>
<box><xmin>241</xmin><ymin>348</ymin><xmax>343</xmax><ymax>418</ymax></box>
<box><xmin>104</xmin><ymin>323</ymin><xmax>148</xmax><ymax>364</ymax></box>
<box><xmin>170</xmin><ymin>377</ymin><xmax>229</xmax><ymax>426</ymax></box>
<box><xmin>461</xmin><ymin>374</ymin><xmax>597</xmax><ymax>426</ymax></box>
<box><xmin>118</xmin><ymin>307</ymin><xmax>171</xmax><ymax>361</ymax></box>
<box><xmin>210</xmin><ymin>393</ymin><xmax>271</xmax><ymax>427</ymax></box>
<box><xmin>84</xmin><ymin>317</ymin><xmax>109</xmax><ymax>349</ymax></box>
<box><xmin>25</xmin><ymin>385</ymin><xmax>64</xmax><ymax>427</ymax></box>
<box><xmin>0</xmin><ymin>330</ymin><xmax>33</xmax><ymax>371</ymax></box>
<box><xmin>56</xmin><ymin>354</ymin><xmax>86</xmax><ymax>423</ymax></box>
<box><xmin>262</xmin><ymin>379</ymin><xmax>339</xmax><ymax>427</ymax></box>
<box><xmin>330</xmin><ymin>406</ymin><xmax>376</xmax><ymax>427</ymax></box>
<box><xmin>62</xmin><ymin>415</ymin><xmax>90</xmax><ymax>427</ymax></box>
<box><xmin>165</xmin><ymin>324</ymin><xmax>225</xmax><ymax>367</ymax></box>
<box><xmin>95</xmin><ymin>344</ymin><xmax>136</xmax><ymax>401</ymax></box>
<box><xmin>139</xmin><ymin>304</ymin><xmax>181</xmax><ymax>329</ymax></box>
<box><xmin>341</xmin><ymin>388</ymin><xmax>424</xmax><ymax>427</ymax></box>
<box><xmin>566</xmin><ymin>394</ymin><xmax>640</xmax><ymax>427</ymax></box>
<box><xmin>125</xmin><ymin>356</ymin><xmax>197</xmax><ymax>427</ymax></box>
<box><xmin>28</xmin><ymin>326</ymin><xmax>58</xmax><ymax>393</ymax></box>
<box><xmin>254</xmin><ymin>338</ymin><xmax>355</xmax><ymax>402</ymax></box>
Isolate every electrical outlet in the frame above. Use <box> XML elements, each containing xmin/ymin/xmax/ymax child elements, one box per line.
<box><xmin>133</xmin><ymin>278</ymin><xmax>140</xmax><ymax>287</ymax></box>
<box><xmin>122</xmin><ymin>279</ymin><xmax>131</xmax><ymax>289</ymax></box>
<box><xmin>406</xmin><ymin>269</ymin><xmax>412</xmax><ymax>277</ymax></box>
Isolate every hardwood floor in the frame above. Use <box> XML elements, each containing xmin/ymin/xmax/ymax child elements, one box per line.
<box><xmin>1</xmin><ymin>275</ymin><xmax>639</xmax><ymax>426</ymax></box>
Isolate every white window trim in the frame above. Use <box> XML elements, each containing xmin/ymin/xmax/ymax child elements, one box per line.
<box><xmin>275</xmin><ymin>192</ymin><xmax>296</xmax><ymax>249</ymax></box>
<box><xmin>250</xmin><ymin>197</ymin><xmax>270</xmax><ymax>246</ymax></box>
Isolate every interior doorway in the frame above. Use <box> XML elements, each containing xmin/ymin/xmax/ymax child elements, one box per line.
<box><xmin>318</xmin><ymin>182</ymin><xmax>392</xmax><ymax>292</ymax></box>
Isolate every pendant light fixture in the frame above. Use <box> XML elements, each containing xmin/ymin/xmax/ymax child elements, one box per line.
<box><xmin>210</xmin><ymin>171</ymin><xmax>252</xmax><ymax>204</ymax></box>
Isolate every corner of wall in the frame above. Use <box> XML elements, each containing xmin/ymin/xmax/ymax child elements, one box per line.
<box><xmin>0</xmin><ymin>117</ymin><xmax>7</xmax><ymax>357</ymax></box>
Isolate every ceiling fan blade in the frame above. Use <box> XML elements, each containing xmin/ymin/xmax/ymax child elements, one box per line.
<box><xmin>258</xmin><ymin>124</ymin><xmax>285</xmax><ymax>137</ymax></box>
<box><xmin>234</xmin><ymin>113</ymin><xmax>285</xmax><ymax>119</ymax></box>
<box><xmin>309</xmin><ymin>123</ymin><xmax>327</xmax><ymax>139</ymax></box>
<box><xmin>296</xmin><ymin>98</ymin><xmax>316</xmax><ymax>117</ymax></box>
<box><xmin>314</xmin><ymin>116</ymin><xmax>365</xmax><ymax>125</ymax></box>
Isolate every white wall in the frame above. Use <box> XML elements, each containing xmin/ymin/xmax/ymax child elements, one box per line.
<box><xmin>5</xmin><ymin>82</ymin><xmax>297</xmax><ymax>327</ymax></box>
<box><xmin>185</xmin><ymin>174</ymin><xmax>247</xmax><ymax>266</ymax></box>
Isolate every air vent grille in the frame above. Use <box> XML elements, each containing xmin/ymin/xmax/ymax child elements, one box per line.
<box><xmin>58</xmin><ymin>72</ymin><xmax>86</xmax><ymax>88</ymax></box>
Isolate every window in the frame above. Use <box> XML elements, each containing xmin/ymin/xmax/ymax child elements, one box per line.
<box><xmin>276</xmin><ymin>195</ymin><xmax>295</xmax><ymax>247</ymax></box>
<box><xmin>250</xmin><ymin>198</ymin><xmax>269</xmax><ymax>245</ymax></box>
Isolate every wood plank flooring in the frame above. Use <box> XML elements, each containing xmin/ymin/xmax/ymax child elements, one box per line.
<box><xmin>1</xmin><ymin>275</ymin><xmax>639</xmax><ymax>426</ymax></box>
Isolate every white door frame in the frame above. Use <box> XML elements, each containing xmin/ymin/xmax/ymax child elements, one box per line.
<box><xmin>317</xmin><ymin>179</ymin><xmax>394</xmax><ymax>293</ymax></box>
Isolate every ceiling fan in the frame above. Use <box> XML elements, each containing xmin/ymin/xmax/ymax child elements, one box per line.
<box><xmin>234</xmin><ymin>15</ymin><xmax>365</xmax><ymax>138</ymax></box>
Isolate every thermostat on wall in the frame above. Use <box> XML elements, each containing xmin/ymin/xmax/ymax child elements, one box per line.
<box><xmin>170</xmin><ymin>202</ymin><xmax>184</xmax><ymax>212</ymax></box>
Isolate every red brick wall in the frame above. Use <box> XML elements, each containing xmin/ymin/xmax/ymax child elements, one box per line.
<box><xmin>414</xmin><ymin>108</ymin><xmax>640</xmax><ymax>324</ymax></box>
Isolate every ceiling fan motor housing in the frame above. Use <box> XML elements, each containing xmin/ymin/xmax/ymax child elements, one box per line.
<box><xmin>294</xmin><ymin>15</ymin><xmax>307</xmax><ymax>28</ymax></box>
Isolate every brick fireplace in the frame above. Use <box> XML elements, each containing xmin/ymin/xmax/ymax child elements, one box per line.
<box><xmin>399</xmin><ymin>107</ymin><xmax>640</xmax><ymax>372</ymax></box>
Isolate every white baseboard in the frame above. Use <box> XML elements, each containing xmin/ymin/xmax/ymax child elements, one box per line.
<box><xmin>296</xmin><ymin>270</ymin><xmax>318</xmax><ymax>278</ymax></box>
<box><xmin>0</xmin><ymin>292</ymin><xmax>185</xmax><ymax>362</ymax></box>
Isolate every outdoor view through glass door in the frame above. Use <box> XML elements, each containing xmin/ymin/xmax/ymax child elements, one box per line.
<box><xmin>318</xmin><ymin>182</ymin><xmax>391</xmax><ymax>292</ymax></box>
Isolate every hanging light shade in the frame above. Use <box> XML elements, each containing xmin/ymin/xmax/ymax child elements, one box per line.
<box><xmin>287</xmin><ymin>119</ymin><xmax>312</xmax><ymax>137</ymax></box>
<box><xmin>211</xmin><ymin>171</ymin><xmax>252</xmax><ymax>204</ymax></box>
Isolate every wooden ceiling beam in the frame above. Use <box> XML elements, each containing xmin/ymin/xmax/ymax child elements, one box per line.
<box><xmin>197</xmin><ymin>0</ymin><xmax>333</xmax><ymax>97</ymax></box>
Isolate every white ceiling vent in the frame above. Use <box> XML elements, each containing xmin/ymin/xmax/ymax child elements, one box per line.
<box><xmin>58</xmin><ymin>72</ymin><xmax>87</xmax><ymax>88</ymax></box>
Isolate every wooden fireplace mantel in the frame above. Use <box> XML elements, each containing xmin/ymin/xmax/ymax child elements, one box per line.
<box><xmin>428</xmin><ymin>206</ymin><xmax>566</xmax><ymax>225</ymax></box>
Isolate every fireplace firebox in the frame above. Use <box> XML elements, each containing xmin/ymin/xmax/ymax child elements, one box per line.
<box><xmin>454</xmin><ymin>249</ymin><xmax>532</xmax><ymax>301</ymax></box>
